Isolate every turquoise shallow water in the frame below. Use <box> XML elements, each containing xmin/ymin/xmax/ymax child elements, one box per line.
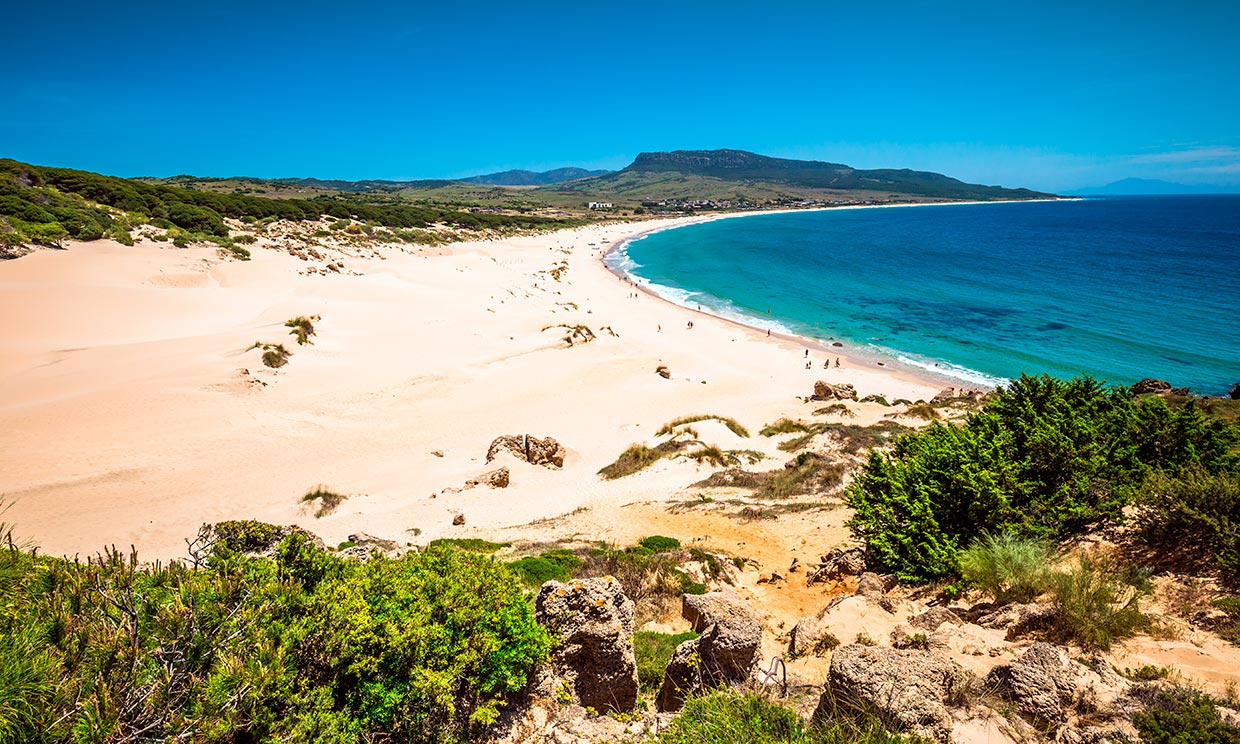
<box><xmin>607</xmin><ymin>197</ymin><xmax>1240</xmax><ymax>394</ymax></box>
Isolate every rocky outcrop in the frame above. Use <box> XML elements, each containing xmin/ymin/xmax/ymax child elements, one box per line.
<box><xmin>1231</xmin><ymin>382</ymin><xmax>1240</xmax><ymax>400</ymax></box>
<box><xmin>818</xmin><ymin>645</ymin><xmax>965</xmax><ymax>743</ymax></box>
<box><xmin>657</xmin><ymin>591</ymin><xmax>761</xmax><ymax>712</ymax></box>
<box><xmin>535</xmin><ymin>577</ymin><xmax>638</xmax><ymax>714</ymax></box>
<box><xmin>909</xmin><ymin>606</ymin><xmax>964</xmax><ymax>633</ymax></box>
<box><xmin>855</xmin><ymin>572</ymin><xmax>899</xmax><ymax>598</ymax></box>
<box><xmin>976</xmin><ymin>602</ymin><xmax>1058</xmax><ymax>640</ymax></box>
<box><xmin>1131</xmin><ymin>378</ymin><xmax>1171</xmax><ymax>395</ymax></box>
<box><xmin>465</xmin><ymin>466</ymin><xmax>510</xmax><ymax>489</ymax></box>
<box><xmin>985</xmin><ymin>643</ymin><xmax>1089</xmax><ymax>729</ymax></box>
<box><xmin>812</xmin><ymin>380</ymin><xmax>857</xmax><ymax>401</ymax></box>
<box><xmin>805</xmin><ymin>546</ymin><xmax>868</xmax><ymax>586</ymax></box>
<box><xmin>487</xmin><ymin>434</ymin><xmax>566</xmax><ymax>469</ymax></box>
<box><xmin>788</xmin><ymin>611</ymin><xmax>841</xmax><ymax>658</ymax></box>
<box><xmin>655</xmin><ymin>365</ymin><xmax>671</xmax><ymax>379</ymax></box>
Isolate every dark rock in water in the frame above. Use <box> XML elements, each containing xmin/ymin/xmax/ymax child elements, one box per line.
<box><xmin>1231</xmin><ymin>382</ymin><xmax>1240</xmax><ymax>400</ymax></box>
<box><xmin>1170</xmin><ymin>387</ymin><xmax>1191</xmax><ymax>396</ymax></box>
<box><xmin>1131</xmin><ymin>378</ymin><xmax>1171</xmax><ymax>395</ymax></box>
<box><xmin>832</xmin><ymin>341</ymin><xmax>844</xmax><ymax>347</ymax></box>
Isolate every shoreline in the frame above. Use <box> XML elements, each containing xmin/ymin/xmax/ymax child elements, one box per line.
<box><xmin>594</xmin><ymin>200</ymin><xmax>1061</xmax><ymax>392</ymax></box>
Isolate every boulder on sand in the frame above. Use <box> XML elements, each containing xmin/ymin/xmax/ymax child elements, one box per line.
<box><xmin>486</xmin><ymin>434</ymin><xmax>566</xmax><ymax>469</ymax></box>
<box><xmin>812</xmin><ymin>380</ymin><xmax>857</xmax><ymax>401</ymax></box>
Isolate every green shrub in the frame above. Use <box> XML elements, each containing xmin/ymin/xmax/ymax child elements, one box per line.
<box><xmin>634</xmin><ymin>631</ymin><xmax>698</xmax><ymax>691</ymax></box>
<box><xmin>508</xmin><ymin>549</ymin><xmax>581</xmax><ymax>586</ymax></box>
<box><xmin>958</xmin><ymin>531</ymin><xmax>1054</xmax><ymax>603</ymax></box>
<box><xmin>599</xmin><ymin>440</ymin><xmax>687</xmax><ymax>479</ymax></box>
<box><xmin>428</xmin><ymin>538</ymin><xmax>511</xmax><ymax>553</ymax></box>
<box><xmin>1132</xmin><ymin>687</ymin><xmax>1240</xmax><ymax>744</ymax></box>
<box><xmin>1136</xmin><ymin>466</ymin><xmax>1240</xmax><ymax>577</ymax></box>
<box><xmin>1050</xmin><ymin>554</ymin><xmax>1150</xmax><ymax>650</ymax></box>
<box><xmin>212</xmin><ymin>519</ymin><xmax>286</xmax><ymax>552</ymax></box>
<box><xmin>847</xmin><ymin>374</ymin><xmax>1240</xmax><ymax>581</ymax></box>
<box><xmin>640</xmin><ymin>535</ymin><xmax>682</xmax><ymax>552</ymax></box>
<box><xmin>657</xmin><ymin>689</ymin><xmax>908</xmax><ymax>744</ymax></box>
<box><xmin>761</xmin><ymin>418</ymin><xmax>813</xmax><ymax>436</ymax></box>
<box><xmin>0</xmin><ymin>530</ymin><xmax>547</xmax><ymax>744</ymax></box>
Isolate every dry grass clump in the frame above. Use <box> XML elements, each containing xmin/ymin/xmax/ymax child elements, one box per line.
<box><xmin>542</xmin><ymin>323</ymin><xmax>595</xmax><ymax>346</ymax></box>
<box><xmin>285</xmin><ymin>314</ymin><xmax>320</xmax><ymax>345</ymax></box>
<box><xmin>301</xmin><ymin>485</ymin><xmax>347</xmax><ymax>518</ymax></box>
<box><xmin>657</xmin><ymin>414</ymin><xmax>750</xmax><ymax>439</ymax></box>
<box><xmin>760</xmin><ymin>418</ymin><xmax>813</xmax><ymax>437</ymax></box>
<box><xmin>813</xmin><ymin>403</ymin><xmax>857</xmax><ymax>418</ymax></box>
<box><xmin>598</xmin><ymin>440</ymin><xmax>689</xmax><ymax>480</ymax></box>
<box><xmin>695</xmin><ymin>453</ymin><xmax>848</xmax><ymax>500</ymax></box>
<box><xmin>248</xmin><ymin>341</ymin><xmax>292</xmax><ymax>368</ymax></box>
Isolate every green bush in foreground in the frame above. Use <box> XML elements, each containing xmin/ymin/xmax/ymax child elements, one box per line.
<box><xmin>509</xmin><ymin>548</ymin><xmax>582</xmax><ymax>586</ymax></box>
<box><xmin>656</xmin><ymin>689</ymin><xmax>911</xmax><ymax>744</ymax></box>
<box><xmin>0</xmin><ymin>527</ymin><xmax>548</xmax><ymax>744</ymax></box>
<box><xmin>847</xmin><ymin>374</ymin><xmax>1239</xmax><ymax>581</ymax></box>
<box><xmin>1132</xmin><ymin>687</ymin><xmax>1240</xmax><ymax>744</ymax></box>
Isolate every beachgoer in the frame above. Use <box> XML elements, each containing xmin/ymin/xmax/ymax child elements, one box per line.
<box><xmin>687</xmin><ymin>321</ymin><xmax>693</xmax><ymax>329</ymax></box>
<box><xmin>804</xmin><ymin>349</ymin><xmax>809</xmax><ymax>358</ymax></box>
<box><xmin>824</xmin><ymin>361</ymin><xmax>829</xmax><ymax>369</ymax></box>
<box><xmin>657</xmin><ymin>325</ymin><xmax>661</xmax><ymax>332</ymax></box>
<box><xmin>766</xmin><ymin>329</ymin><xmax>771</xmax><ymax>337</ymax></box>
<box><xmin>835</xmin><ymin>358</ymin><xmax>840</xmax><ymax>368</ymax></box>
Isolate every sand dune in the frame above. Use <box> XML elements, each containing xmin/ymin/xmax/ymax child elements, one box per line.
<box><xmin>0</xmin><ymin>217</ymin><xmax>941</xmax><ymax>558</ymax></box>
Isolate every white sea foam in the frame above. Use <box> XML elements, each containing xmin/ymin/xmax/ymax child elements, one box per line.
<box><xmin>892</xmin><ymin>353</ymin><xmax>1008</xmax><ymax>389</ymax></box>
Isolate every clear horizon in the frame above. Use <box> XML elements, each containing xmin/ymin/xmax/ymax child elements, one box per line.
<box><xmin>4</xmin><ymin>0</ymin><xmax>1238</xmax><ymax>192</ymax></box>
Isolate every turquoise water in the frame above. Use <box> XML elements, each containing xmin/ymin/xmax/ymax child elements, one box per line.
<box><xmin>608</xmin><ymin>197</ymin><xmax>1240</xmax><ymax>394</ymax></box>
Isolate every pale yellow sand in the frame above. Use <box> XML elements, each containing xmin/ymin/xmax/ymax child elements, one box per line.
<box><xmin>0</xmin><ymin>216</ymin><xmax>941</xmax><ymax>558</ymax></box>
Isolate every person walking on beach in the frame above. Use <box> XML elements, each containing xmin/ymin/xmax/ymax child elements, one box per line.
<box><xmin>804</xmin><ymin>349</ymin><xmax>809</xmax><ymax>358</ymax></box>
<box><xmin>835</xmin><ymin>358</ymin><xmax>840</xmax><ymax>368</ymax></box>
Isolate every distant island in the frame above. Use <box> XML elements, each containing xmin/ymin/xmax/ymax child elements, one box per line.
<box><xmin>1072</xmin><ymin>177</ymin><xmax>1239</xmax><ymax>196</ymax></box>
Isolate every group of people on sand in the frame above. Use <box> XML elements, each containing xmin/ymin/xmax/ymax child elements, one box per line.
<box><xmin>804</xmin><ymin>349</ymin><xmax>842</xmax><ymax>369</ymax></box>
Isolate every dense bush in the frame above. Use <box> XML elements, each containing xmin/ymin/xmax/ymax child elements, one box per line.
<box><xmin>0</xmin><ymin>525</ymin><xmax>548</xmax><ymax>743</ymax></box>
<box><xmin>0</xmin><ymin>158</ymin><xmax>581</xmax><ymax>251</ymax></box>
<box><xmin>847</xmin><ymin>374</ymin><xmax>1239</xmax><ymax>581</ymax></box>
<box><xmin>1132</xmin><ymin>687</ymin><xmax>1240</xmax><ymax>744</ymax></box>
<box><xmin>1136</xmin><ymin>466</ymin><xmax>1240</xmax><ymax>576</ymax></box>
<box><xmin>508</xmin><ymin>548</ymin><xmax>582</xmax><ymax>586</ymax></box>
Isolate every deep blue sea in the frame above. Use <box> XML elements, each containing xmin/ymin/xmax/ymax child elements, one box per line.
<box><xmin>608</xmin><ymin>197</ymin><xmax>1240</xmax><ymax>395</ymax></box>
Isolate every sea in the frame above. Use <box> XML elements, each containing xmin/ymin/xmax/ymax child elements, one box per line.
<box><xmin>606</xmin><ymin>196</ymin><xmax>1240</xmax><ymax>395</ymax></box>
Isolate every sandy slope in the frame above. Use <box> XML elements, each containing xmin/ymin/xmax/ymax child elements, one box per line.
<box><xmin>0</xmin><ymin>216</ymin><xmax>940</xmax><ymax>558</ymax></box>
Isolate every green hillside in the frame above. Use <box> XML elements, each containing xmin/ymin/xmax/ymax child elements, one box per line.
<box><xmin>0</xmin><ymin>159</ymin><xmax>581</xmax><ymax>253</ymax></box>
<box><xmin>565</xmin><ymin>149</ymin><xmax>1054</xmax><ymax>202</ymax></box>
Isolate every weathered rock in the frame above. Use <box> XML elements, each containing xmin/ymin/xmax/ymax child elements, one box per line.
<box><xmin>656</xmin><ymin>365</ymin><xmax>671</xmax><ymax>379</ymax></box>
<box><xmin>817</xmin><ymin>645</ymin><xmax>965</xmax><ymax>743</ymax></box>
<box><xmin>812</xmin><ymin>380</ymin><xmax>857</xmax><ymax>401</ymax></box>
<box><xmin>658</xmin><ymin>591</ymin><xmax>762</xmax><ymax>712</ymax></box>
<box><xmin>535</xmin><ymin>577</ymin><xmax>639</xmax><ymax>714</ymax></box>
<box><xmin>466</xmin><ymin>466</ymin><xmax>510</xmax><ymax>489</ymax></box>
<box><xmin>985</xmin><ymin>643</ymin><xmax>1086</xmax><ymax>729</ymax></box>
<box><xmin>1232</xmin><ymin>382</ymin><xmax>1240</xmax><ymax>400</ymax></box>
<box><xmin>452</xmin><ymin>513</ymin><xmax>466</xmax><ymax>526</ymax></box>
<box><xmin>909</xmin><ymin>606</ymin><xmax>963</xmax><ymax>632</ymax></box>
<box><xmin>487</xmin><ymin>434</ymin><xmax>566</xmax><ymax>469</ymax></box>
<box><xmin>976</xmin><ymin>602</ymin><xmax>1057</xmax><ymax>640</ymax></box>
<box><xmin>1131</xmin><ymin>378</ymin><xmax>1171</xmax><ymax>395</ymax></box>
<box><xmin>788</xmin><ymin>611</ymin><xmax>841</xmax><ymax>658</ymax></box>
<box><xmin>855</xmin><ymin>572</ymin><xmax>899</xmax><ymax>597</ymax></box>
<box><xmin>805</xmin><ymin>546</ymin><xmax>868</xmax><ymax>586</ymax></box>
<box><xmin>348</xmin><ymin>531</ymin><xmax>400</xmax><ymax>551</ymax></box>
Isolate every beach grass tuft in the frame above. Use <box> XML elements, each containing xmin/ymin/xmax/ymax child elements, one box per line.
<box><xmin>656</xmin><ymin>414</ymin><xmax>750</xmax><ymax>439</ymax></box>
<box><xmin>301</xmin><ymin>486</ymin><xmax>347</xmax><ymax>518</ymax></box>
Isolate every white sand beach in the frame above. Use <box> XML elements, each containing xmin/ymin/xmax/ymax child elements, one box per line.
<box><xmin>0</xmin><ymin>215</ymin><xmax>941</xmax><ymax>558</ymax></box>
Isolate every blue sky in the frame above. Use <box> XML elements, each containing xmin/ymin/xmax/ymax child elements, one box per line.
<box><xmin>4</xmin><ymin>0</ymin><xmax>1238</xmax><ymax>192</ymax></box>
